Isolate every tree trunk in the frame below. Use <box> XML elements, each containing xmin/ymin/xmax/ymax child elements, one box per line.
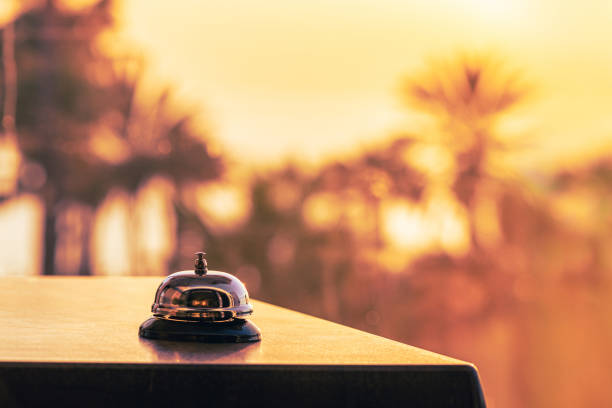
<box><xmin>43</xmin><ymin>211</ymin><xmax>56</xmax><ymax>275</ymax></box>
<box><xmin>77</xmin><ymin>207</ymin><xmax>92</xmax><ymax>275</ymax></box>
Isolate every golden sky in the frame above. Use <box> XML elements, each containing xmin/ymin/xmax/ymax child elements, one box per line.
<box><xmin>106</xmin><ymin>0</ymin><xmax>612</xmax><ymax>170</ymax></box>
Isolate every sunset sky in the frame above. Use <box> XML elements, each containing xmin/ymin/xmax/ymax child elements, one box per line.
<box><xmin>3</xmin><ymin>0</ymin><xmax>612</xmax><ymax>274</ymax></box>
<box><xmin>104</xmin><ymin>0</ymin><xmax>612</xmax><ymax>171</ymax></box>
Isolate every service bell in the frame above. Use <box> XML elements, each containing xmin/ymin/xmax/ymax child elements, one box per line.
<box><xmin>139</xmin><ymin>252</ymin><xmax>261</xmax><ymax>343</ymax></box>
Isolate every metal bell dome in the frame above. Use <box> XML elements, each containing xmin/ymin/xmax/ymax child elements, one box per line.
<box><xmin>151</xmin><ymin>253</ymin><xmax>253</xmax><ymax>322</ymax></box>
<box><xmin>139</xmin><ymin>252</ymin><xmax>261</xmax><ymax>343</ymax></box>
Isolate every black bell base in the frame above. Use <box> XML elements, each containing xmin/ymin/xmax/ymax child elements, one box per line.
<box><xmin>139</xmin><ymin>317</ymin><xmax>261</xmax><ymax>343</ymax></box>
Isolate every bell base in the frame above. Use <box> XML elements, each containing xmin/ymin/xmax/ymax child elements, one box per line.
<box><xmin>139</xmin><ymin>317</ymin><xmax>261</xmax><ymax>343</ymax></box>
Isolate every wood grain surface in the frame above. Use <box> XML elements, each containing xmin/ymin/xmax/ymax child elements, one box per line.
<box><xmin>0</xmin><ymin>276</ymin><xmax>469</xmax><ymax>366</ymax></box>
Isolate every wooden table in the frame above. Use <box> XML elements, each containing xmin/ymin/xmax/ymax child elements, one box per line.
<box><xmin>0</xmin><ymin>277</ymin><xmax>485</xmax><ymax>407</ymax></box>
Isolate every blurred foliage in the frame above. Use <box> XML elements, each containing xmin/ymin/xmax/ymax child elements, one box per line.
<box><xmin>1</xmin><ymin>0</ymin><xmax>222</xmax><ymax>274</ymax></box>
<box><xmin>205</xmin><ymin>55</ymin><xmax>612</xmax><ymax>407</ymax></box>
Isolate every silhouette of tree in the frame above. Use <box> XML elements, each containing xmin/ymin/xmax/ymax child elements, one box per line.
<box><xmin>403</xmin><ymin>54</ymin><xmax>527</xmax><ymax>247</ymax></box>
<box><xmin>7</xmin><ymin>0</ymin><xmax>222</xmax><ymax>274</ymax></box>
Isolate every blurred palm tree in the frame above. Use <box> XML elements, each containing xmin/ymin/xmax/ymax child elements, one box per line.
<box><xmin>403</xmin><ymin>54</ymin><xmax>527</xmax><ymax>246</ymax></box>
<box><xmin>4</xmin><ymin>0</ymin><xmax>222</xmax><ymax>274</ymax></box>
